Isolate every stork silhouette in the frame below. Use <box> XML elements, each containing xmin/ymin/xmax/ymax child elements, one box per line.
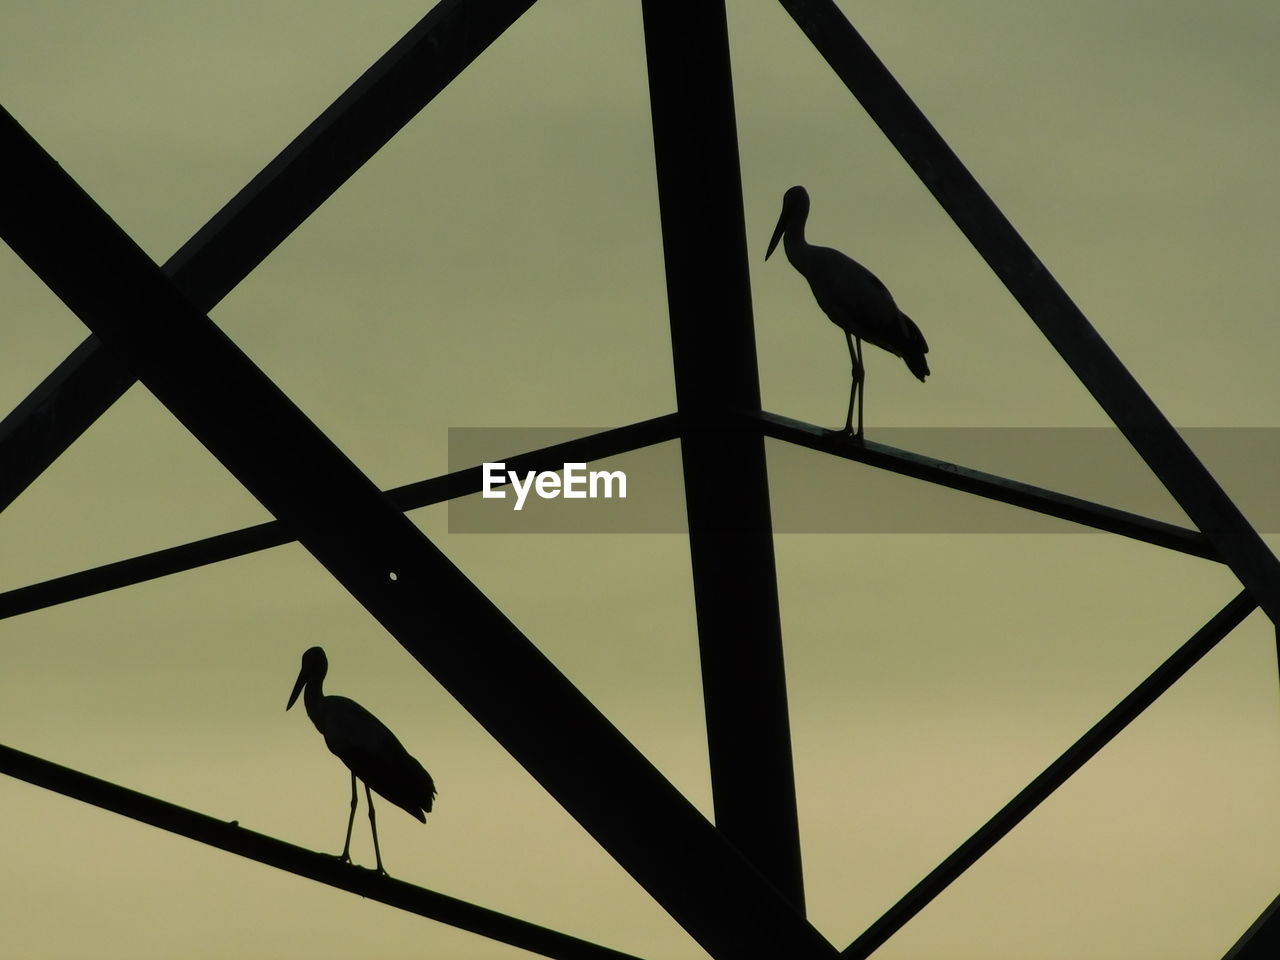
<box><xmin>286</xmin><ymin>646</ymin><xmax>436</xmax><ymax>875</ymax></box>
<box><xmin>766</xmin><ymin>185</ymin><xmax>929</xmax><ymax>438</ymax></box>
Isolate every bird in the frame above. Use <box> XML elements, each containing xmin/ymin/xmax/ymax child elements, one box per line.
<box><xmin>286</xmin><ymin>646</ymin><xmax>436</xmax><ymax>875</ymax></box>
<box><xmin>765</xmin><ymin>185</ymin><xmax>929</xmax><ymax>438</ymax></box>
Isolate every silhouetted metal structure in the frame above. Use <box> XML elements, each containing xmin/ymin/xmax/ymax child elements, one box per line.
<box><xmin>0</xmin><ymin>1</ymin><xmax>1276</xmax><ymax>958</ymax></box>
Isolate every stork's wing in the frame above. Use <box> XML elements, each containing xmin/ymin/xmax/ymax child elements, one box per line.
<box><xmin>803</xmin><ymin>248</ymin><xmax>915</xmax><ymax>352</ymax></box>
<box><xmin>322</xmin><ymin>696</ymin><xmax>437</xmax><ymax>819</ymax></box>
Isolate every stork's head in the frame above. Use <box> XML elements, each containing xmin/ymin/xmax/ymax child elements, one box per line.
<box><xmin>286</xmin><ymin>646</ymin><xmax>328</xmax><ymax>711</ymax></box>
<box><xmin>765</xmin><ymin>185</ymin><xmax>810</xmax><ymax>261</ymax></box>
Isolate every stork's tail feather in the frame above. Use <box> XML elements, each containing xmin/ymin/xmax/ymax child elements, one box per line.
<box><xmin>905</xmin><ymin>351</ymin><xmax>930</xmax><ymax>381</ymax></box>
<box><xmin>898</xmin><ymin>311</ymin><xmax>929</xmax><ymax>381</ymax></box>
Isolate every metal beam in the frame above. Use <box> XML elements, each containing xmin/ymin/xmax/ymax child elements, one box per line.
<box><xmin>774</xmin><ymin>0</ymin><xmax>1280</xmax><ymax>625</ymax></box>
<box><xmin>755</xmin><ymin>411</ymin><xmax>1220</xmax><ymax>561</ymax></box>
<box><xmin>0</xmin><ymin>108</ymin><xmax>835</xmax><ymax>960</ymax></box>
<box><xmin>0</xmin><ymin>403</ymin><xmax>1223</xmax><ymax>627</ymax></box>
<box><xmin>0</xmin><ymin>408</ymin><xmax>1220</xmax><ymax>622</ymax></box>
<box><xmin>0</xmin><ymin>414</ymin><xmax>681</xmax><ymax>622</ymax></box>
<box><xmin>1222</xmin><ymin>893</ymin><xmax>1280</xmax><ymax>960</ymax></box>
<box><xmin>642</xmin><ymin>0</ymin><xmax>805</xmax><ymax>909</ymax></box>
<box><xmin>843</xmin><ymin>590</ymin><xmax>1256</xmax><ymax>959</ymax></box>
<box><xmin>0</xmin><ymin>0</ymin><xmax>537</xmax><ymax>515</ymax></box>
<box><xmin>0</xmin><ymin>335</ymin><xmax>136</xmax><ymax>513</ymax></box>
<box><xmin>0</xmin><ymin>742</ymin><xmax>646</xmax><ymax>960</ymax></box>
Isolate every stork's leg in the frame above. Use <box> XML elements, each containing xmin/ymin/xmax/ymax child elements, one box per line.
<box><xmin>844</xmin><ymin>333</ymin><xmax>864</xmax><ymax>437</ymax></box>
<box><xmin>854</xmin><ymin>336</ymin><xmax>865</xmax><ymax>439</ymax></box>
<box><xmin>340</xmin><ymin>771</ymin><xmax>358</xmax><ymax>864</ymax></box>
<box><xmin>365</xmin><ymin>782</ymin><xmax>387</xmax><ymax>876</ymax></box>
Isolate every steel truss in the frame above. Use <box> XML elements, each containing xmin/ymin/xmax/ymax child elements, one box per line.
<box><xmin>1</xmin><ymin>1</ymin><xmax>1276</xmax><ymax>958</ymax></box>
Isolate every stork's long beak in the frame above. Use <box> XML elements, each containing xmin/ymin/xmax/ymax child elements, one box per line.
<box><xmin>286</xmin><ymin>669</ymin><xmax>306</xmax><ymax>711</ymax></box>
<box><xmin>765</xmin><ymin>202</ymin><xmax>790</xmax><ymax>261</ymax></box>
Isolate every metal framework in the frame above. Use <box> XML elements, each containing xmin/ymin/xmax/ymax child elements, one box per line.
<box><xmin>0</xmin><ymin>2</ymin><xmax>1275</xmax><ymax>958</ymax></box>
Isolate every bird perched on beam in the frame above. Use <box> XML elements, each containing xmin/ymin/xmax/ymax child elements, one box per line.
<box><xmin>286</xmin><ymin>646</ymin><xmax>436</xmax><ymax>875</ymax></box>
<box><xmin>766</xmin><ymin>185</ymin><xmax>929</xmax><ymax>438</ymax></box>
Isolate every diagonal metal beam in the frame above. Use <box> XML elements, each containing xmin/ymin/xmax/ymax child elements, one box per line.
<box><xmin>1222</xmin><ymin>893</ymin><xmax>1280</xmax><ymax>960</ymax></box>
<box><xmin>0</xmin><ymin>414</ymin><xmax>682</xmax><ymax>622</ymax></box>
<box><xmin>0</xmin><ymin>108</ymin><xmax>836</xmax><ymax>960</ymax></box>
<box><xmin>0</xmin><ymin>335</ymin><xmax>135</xmax><ymax>512</ymax></box>
<box><xmin>754</xmin><ymin>411</ymin><xmax>1221</xmax><ymax>560</ymax></box>
<box><xmin>0</xmin><ymin>406</ymin><xmax>1222</xmax><ymax>623</ymax></box>
<box><xmin>0</xmin><ymin>0</ymin><xmax>537</xmax><ymax>515</ymax></box>
<box><xmin>642</xmin><ymin>0</ymin><xmax>805</xmax><ymax>909</ymax></box>
<box><xmin>843</xmin><ymin>590</ymin><xmax>1256</xmax><ymax>959</ymax></box>
<box><xmin>774</xmin><ymin>0</ymin><xmax>1280</xmax><ymax>625</ymax></box>
<box><xmin>0</xmin><ymin>742</ymin><xmax>648</xmax><ymax>960</ymax></box>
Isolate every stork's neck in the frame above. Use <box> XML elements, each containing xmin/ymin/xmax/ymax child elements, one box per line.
<box><xmin>302</xmin><ymin>675</ymin><xmax>328</xmax><ymax>733</ymax></box>
<box><xmin>782</xmin><ymin>205</ymin><xmax>810</xmax><ymax>265</ymax></box>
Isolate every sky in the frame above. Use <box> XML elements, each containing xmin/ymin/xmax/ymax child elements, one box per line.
<box><xmin>2</xmin><ymin>1</ymin><xmax>1280</xmax><ymax>958</ymax></box>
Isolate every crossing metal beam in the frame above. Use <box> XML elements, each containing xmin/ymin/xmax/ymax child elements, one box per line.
<box><xmin>0</xmin><ymin>409</ymin><xmax>1220</xmax><ymax>625</ymax></box>
<box><xmin>0</xmin><ymin>106</ymin><xmax>835</xmax><ymax>960</ymax></box>
<box><xmin>845</xmin><ymin>590</ymin><xmax>1257</xmax><ymax>958</ymax></box>
<box><xmin>0</xmin><ymin>0</ymin><xmax>537</xmax><ymax>514</ymax></box>
<box><xmin>0</xmin><ymin>414</ymin><xmax>681</xmax><ymax>622</ymax></box>
<box><xmin>642</xmin><ymin>0</ymin><xmax>805</xmax><ymax>910</ymax></box>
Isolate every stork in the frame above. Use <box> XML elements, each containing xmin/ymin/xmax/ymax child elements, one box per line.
<box><xmin>765</xmin><ymin>185</ymin><xmax>929</xmax><ymax>438</ymax></box>
<box><xmin>286</xmin><ymin>646</ymin><xmax>436</xmax><ymax>875</ymax></box>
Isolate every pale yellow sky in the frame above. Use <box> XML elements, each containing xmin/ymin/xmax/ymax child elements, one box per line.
<box><xmin>2</xmin><ymin>2</ymin><xmax>1279</xmax><ymax>958</ymax></box>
